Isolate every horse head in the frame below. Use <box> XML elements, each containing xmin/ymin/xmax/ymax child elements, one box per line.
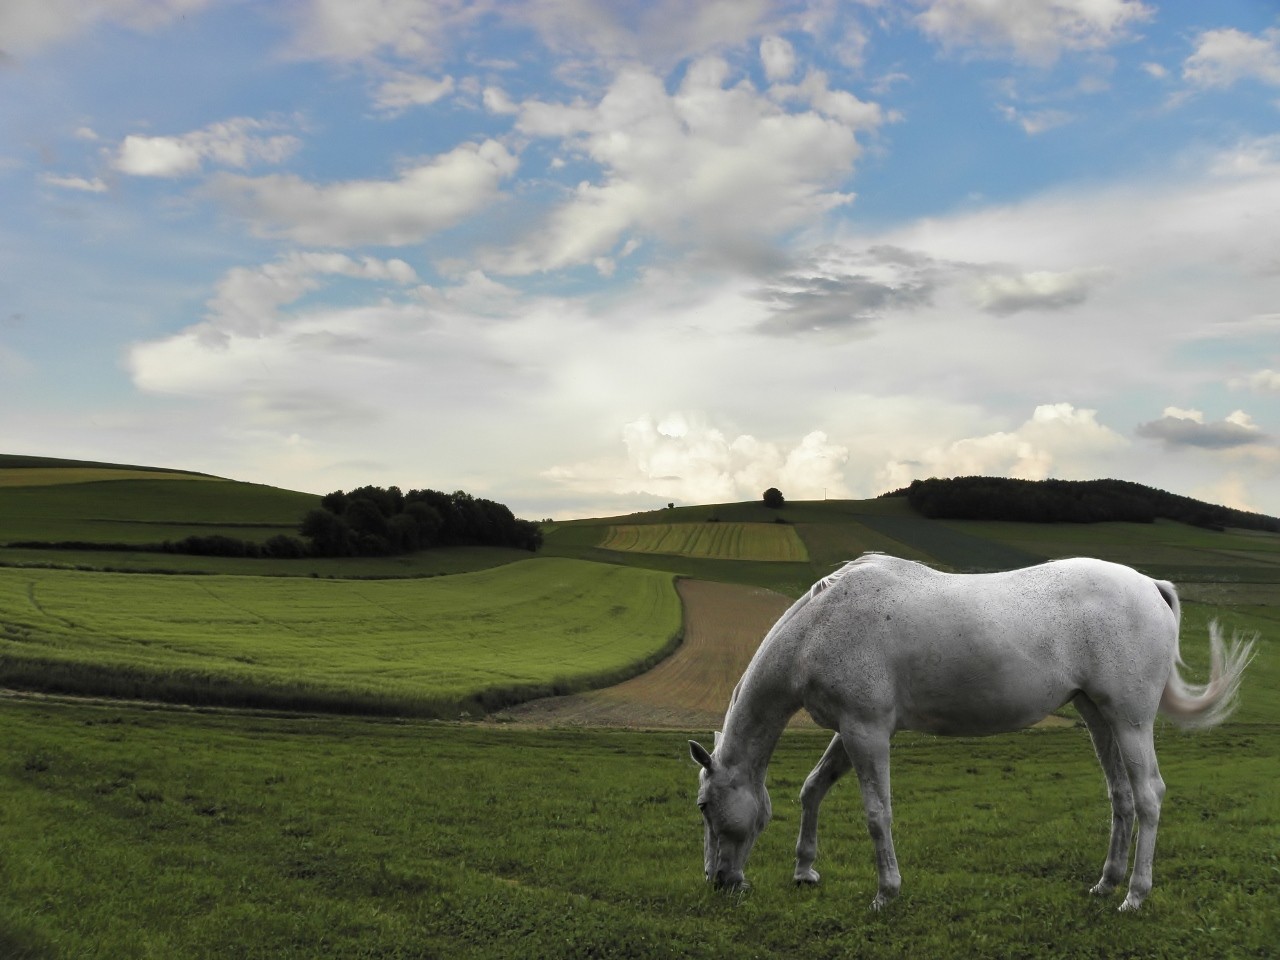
<box><xmin>689</xmin><ymin>738</ymin><xmax>771</xmax><ymax>890</ymax></box>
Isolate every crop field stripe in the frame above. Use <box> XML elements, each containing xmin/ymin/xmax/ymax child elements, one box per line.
<box><xmin>596</xmin><ymin>523</ymin><xmax>808</xmax><ymax>562</ymax></box>
<box><xmin>0</xmin><ymin>468</ymin><xmax>224</xmax><ymax>488</ymax></box>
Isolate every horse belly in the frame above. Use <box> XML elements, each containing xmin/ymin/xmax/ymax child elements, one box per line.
<box><xmin>894</xmin><ymin>645</ymin><xmax>1073</xmax><ymax>736</ymax></box>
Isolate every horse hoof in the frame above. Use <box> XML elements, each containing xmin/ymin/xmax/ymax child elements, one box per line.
<box><xmin>1118</xmin><ymin>896</ymin><xmax>1142</xmax><ymax>912</ymax></box>
<box><xmin>1089</xmin><ymin>881</ymin><xmax>1115</xmax><ymax>897</ymax></box>
<box><xmin>794</xmin><ymin>869</ymin><xmax>821</xmax><ymax>886</ymax></box>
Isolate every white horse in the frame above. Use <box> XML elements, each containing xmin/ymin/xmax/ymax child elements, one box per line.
<box><xmin>689</xmin><ymin>553</ymin><xmax>1254</xmax><ymax>912</ymax></box>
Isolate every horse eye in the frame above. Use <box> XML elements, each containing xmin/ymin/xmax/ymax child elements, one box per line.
<box><xmin>698</xmin><ymin>801</ymin><xmax>708</xmax><ymax>813</ymax></box>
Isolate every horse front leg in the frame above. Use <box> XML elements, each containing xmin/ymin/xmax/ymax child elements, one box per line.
<box><xmin>794</xmin><ymin>733</ymin><xmax>852</xmax><ymax>885</ymax></box>
<box><xmin>842</xmin><ymin>724</ymin><xmax>900</xmax><ymax>910</ymax></box>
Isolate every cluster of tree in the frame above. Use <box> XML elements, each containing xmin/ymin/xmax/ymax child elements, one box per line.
<box><xmin>762</xmin><ymin>487</ymin><xmax>786</xmax><ymax>509</ymax></box>
<box><xmin>299</xmin><ymin>485</ymin><xmax>543</xmax><ymax>557</ymax></box>
<box><xmin>883</xmin><ymin>476</ymin><xmax>1280</xmax><ymax>532</ymax></box>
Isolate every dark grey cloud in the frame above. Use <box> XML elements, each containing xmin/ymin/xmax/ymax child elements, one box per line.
<box><xmin>752</xmin><ymin>245</ymin><xmax>942</xmax><ymax>336</ymax></box>
<box><xmin>1135</xmin><ymin>414</ymin><xmax>1267</xmax><ymax>449</ymax></box>
<box><xmin>971</xmin><ymin>267</ymin><xmax>1104</xmax><ymax>316</ymax></box>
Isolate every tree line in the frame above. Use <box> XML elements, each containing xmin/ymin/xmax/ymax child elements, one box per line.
<box><xmin>299</xmin><ymin>486</ymin><xmax>542</xmax><ymax>557</ymax></box>
<box><xmin>884</xmin><ymin>476</ymin><xmax>1280</xmax><ymax>532</ymax></box>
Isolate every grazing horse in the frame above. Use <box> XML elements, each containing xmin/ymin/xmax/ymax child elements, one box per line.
<box><xmin>689</xmin><ymin>553</ymin><xmax>1254</xmax><ymax>912</ymax></box>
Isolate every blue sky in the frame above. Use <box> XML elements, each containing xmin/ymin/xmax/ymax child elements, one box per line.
<box><xmin>2</xmin><ymin>0</ymin><xmax>1279</xmax><ymax>519</ymax></box>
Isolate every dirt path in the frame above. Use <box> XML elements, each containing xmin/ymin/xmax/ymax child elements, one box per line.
<box><xmin>498</xmin><ymin>579</ymin><xmax>814</xmax><ymax>730</ymax></box>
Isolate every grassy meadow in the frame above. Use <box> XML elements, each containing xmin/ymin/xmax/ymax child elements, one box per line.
<box><xmin>0</xmin><ymin>701</ymin><xmax>1275</xmax><ymax>959</ymax></box>
<box><xmin>0</xmin><ymin>558</ymin><xmax>682</xmax><ymax>717</ymax></box>
<box><xmin>0</xmin><ymin>456</ymin><xmax>1277</xmax><ymax>957</ymax></box>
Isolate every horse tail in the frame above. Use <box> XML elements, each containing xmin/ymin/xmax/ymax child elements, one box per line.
<box><xmin>1158</xmin><ymin>579</ymin><xmax>1256</xmax><ymax>729</ymax></box>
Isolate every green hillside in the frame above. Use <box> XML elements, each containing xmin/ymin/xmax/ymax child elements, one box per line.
<box><xmin>544</xmin><ymin>496</ymin><xmax>1280</xmax><ymax>604</ymax></box>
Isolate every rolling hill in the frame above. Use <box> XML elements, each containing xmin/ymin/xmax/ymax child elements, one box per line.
<box><xmin>2</xmin><ymin>453</ymin><xmax>1277</xmax><ymax>722</ymax></box>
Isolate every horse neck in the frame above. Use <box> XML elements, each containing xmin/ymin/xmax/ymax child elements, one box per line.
<box><xmin>717</xmin><ymin>641</ymin><xmax>801</xmax><ymax>782</ymax></box>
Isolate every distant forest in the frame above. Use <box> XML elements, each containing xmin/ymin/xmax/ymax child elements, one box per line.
<box><xmin>300</xmin><ymin>486</ymin><xmax>543</xmax><ymax>557</ymax></box>
<box><xmin>884</xmin><ymin>477</ymin><xmax>1280</xmax><ymax>533</ymax></box>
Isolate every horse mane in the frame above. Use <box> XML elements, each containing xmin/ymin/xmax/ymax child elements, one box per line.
<box><xmin>756</xmin><ymin>553</ymin><xmax>879</xmax><ymax>650</ymax></box>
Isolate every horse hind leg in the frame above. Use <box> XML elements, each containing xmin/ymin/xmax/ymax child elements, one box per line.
<box><xmin>1111</xmin><ymin>720</ymin><xmax>1165</xmax><ymax>911</ymax></box>
<box><xmin>1073</xmin><ymin>693</ymin><xmax>1135</xmax><ymax>898</ymax></box>
<box><xmin>795</xmin><ymin>733</ymin><xmax>853</xmax><ymax>885</ymax></box>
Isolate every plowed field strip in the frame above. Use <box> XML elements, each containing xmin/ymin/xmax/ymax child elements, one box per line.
<box><xmin>500</xmin><ymin>579</ymin><xmax>815</xmax><ymax>729</ymax></box>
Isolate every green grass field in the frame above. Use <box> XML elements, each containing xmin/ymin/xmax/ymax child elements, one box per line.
<box><xmin>0</xmin><ymin>478</ymin><xmax>317</xmax><ymax>546</ymax></box>
<box><xmin>599</xmin><ymin>522</ymin><xmax>809</xmax><ymax>562</ymax></box>
<box><xmin>0</xmin><ymin>558</ymin><xmax>682</xmax><ymax>716</ymax></box>
<box><xmin>0</xmin><ymin>701</ymin><xmax>1274</xmax><ymax>959</ymax></box>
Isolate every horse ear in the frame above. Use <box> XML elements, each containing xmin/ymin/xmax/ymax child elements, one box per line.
<box><xmin>688</xmin><ymin>740</ymin><xmax>714</xmax><ymax>771</ymax></box>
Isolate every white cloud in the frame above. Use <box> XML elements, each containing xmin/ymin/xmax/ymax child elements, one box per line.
<box><xmin>1230</xmin><ymin>369</ymin><xmax>1280</xmax><ymax>395</ymax></box>
<box><xmin>210</xmin><ymin>139</ymin><xmax>518</xmax><ymax>246</ymax></box>
<box><xmin>996</xmin><ymin>103</ymin><xmax>1073</xmax><ymax>136</ymax></box>
<box><xmin>769</xmin><ymin>69</ymin><xmax>884</xmax><ymax>126</ymax></box>
<box><xmin>135</xmin><ymin>252</ymin><xmax>419</xmax><ymax>356</ymax></box>
<box><xmin>114</xmin><ymin>117</ymin><xmax>300</xmax><ymax>178</ymax></box>
<box><xmin>286</xmin><ymin>0</ymin><xmax>481</xmax><ymax>64</ymax></box>
<box><xmin>879</xmin><ymin>403</ymin><xmax>1128</xmax><ymax>490</ymax></box>
<box><xmin>1183</xmin><ymin>27</ymin><xmax>1280</xmax><ymax>89</ymax></box>
<box><xmin>371</xmin><ymin>72</ymin><xmax>455</xmax><ymax>114</ymax></box>
<box><xmin>41</xmin><ymin>173</ymin><xmax>108</xmax><ymax>192</ymax></box>
<box><xmin>760</xmin><ymin>34</ymin><xmax>796</xmax><ymax>82</ymax></box>
<box><xmin>544</xmin><ymin>412</ymin><xmax>851</xmax><ymax>505</ymax></box>
<box><xmin>0</xmin><ymin>0</ymin><xmax>210</xmax><ymax>57</ymax></box>
<box><xmin>482</xmin><ymin>86</ymin><xmax>520</xmax><ymax>115</ymax></box>
<box><xmin>913</xmin><ymin>0</ymin><xmax>1152</xmax><ymax>65</ymax></box>
<box><xmin>491</xmin><ymin>57</ymin><xmax>878</xmax><ymax>273</ymax></box>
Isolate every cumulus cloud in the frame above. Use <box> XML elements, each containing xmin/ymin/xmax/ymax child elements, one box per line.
<box><xmin>544</xmin><ymin>412</ymin><xmax>851</xmax><ymax>505</ymax></box>
<box><xmin>491</xmin><ymin>57</ymin><xmax>878</xmax><ymax>273</ymax></box>
<box><xmin>1135</xmin><ymin>408</ymin><xmax>1268</xmax><ymax>450</ymax></box>
<box><xmin>912</xmin><ymin>0</ymin><xmax>1153</xmax><ymax>65</ymax></box>
<box><xmin>0</xmin><ymin>0</ymin><xmax>210</xmax><ymax>57</ymax></box>
<box><xmin>113</xmin><ymin>117</ymin><xmax>300</xmax><ymax>178</ymax></box>
<box><xmin>209</xmin><ymin>139</ymin><xmax>517</xmax><ymax>246</ymax></box>
<box><xmin>371</xmin><ymin>72</ymin><xmax>455</xmax><ymax>114</ymax></box>
<box><xmin>879</xmin><ymin>403</ymin><xmax>1128</xmax><ymax>490</ymax></box>
<box><xmin>1183</xmin><ymin>27</ymin><xmax>1280</xmax><ymax>89</ymax></box>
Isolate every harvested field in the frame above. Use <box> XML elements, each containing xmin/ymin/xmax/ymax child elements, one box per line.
<box><xmin>500</xmin><ymin>579</ymin><xmax>814</xmax><ymax>730</ymax></box>
<box><xmin>598</xmin><ymin>522</ymin><xmax>808</xmax><ymax>562</ymax></box>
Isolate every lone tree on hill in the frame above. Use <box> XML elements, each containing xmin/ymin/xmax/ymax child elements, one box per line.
<box><xmin>763</xmin><ymin>487</ymin><xmax>785</xmax><ymax>509</ymax></box>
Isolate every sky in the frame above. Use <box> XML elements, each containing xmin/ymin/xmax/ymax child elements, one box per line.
<box><xmin>2</xmin><ymin>0</ymin><xmax>1279</xmax><ymax>521</ymax></box>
